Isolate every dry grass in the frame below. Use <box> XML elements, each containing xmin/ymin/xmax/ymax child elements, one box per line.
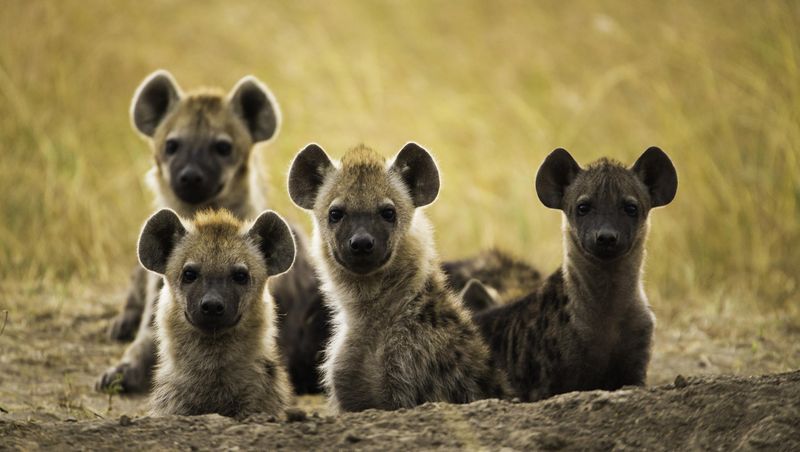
<box><xmin>1</xmin><ymin>0</ymin><xmax>798</xmax><ymax>320</ymax></box>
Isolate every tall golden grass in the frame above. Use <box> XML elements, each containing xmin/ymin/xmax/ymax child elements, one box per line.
<box><xmin>1</xmin><ymin>1</ymin><xmax>798</xmax><ymax>313</ymax></box>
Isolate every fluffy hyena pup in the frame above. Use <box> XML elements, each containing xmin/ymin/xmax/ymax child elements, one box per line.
<box><xmin>289</xmin><ymin>143</ymin><xmax>508</xmax><ymax>412</ymax></box>
<box><xmin>139</xmin><ymin>209</ymin><xmax>294</xmax><ymax>417</ymax></box>
<box><xmin>474</xmin><ymin>147</ymin><xmax>677</xmax><ymax>401</ymax></box>
<box><xmin>99</xmin><ymin>70</ymin><xmax>328</xmax><ymax>396</ymax></box>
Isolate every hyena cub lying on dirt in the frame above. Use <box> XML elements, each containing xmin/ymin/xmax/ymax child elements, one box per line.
<box><xmin>289</xmin><ymin>143</ymin><xmax>508</xmax><ymax>412</ymax></box>
<box><xmin>138</xmin><ymin>209</ymin><xmax>294</xmax><ymax>417</ymax></box>
<box><xmin>475</xmin><ymin>147</ymin><xmax>677</xmax><ymax>401</ymax></box>
<box><xmin>443</xmin><ymin>249</ymin><xmax>542</xmax><ymax>311</ymax></box>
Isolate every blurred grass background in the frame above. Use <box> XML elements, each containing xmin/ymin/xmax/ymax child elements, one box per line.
<box><xmin>0</xmin><ymin>0</ymin><xmax>798</xmax><ymax>318</ymax></box>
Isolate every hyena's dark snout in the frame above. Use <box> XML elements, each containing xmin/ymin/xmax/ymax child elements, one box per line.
<box><xmin>595</xmin><ymin>229</ymin><xmax>619</xmax><ymax>247</ymax></box>
<box><xmin>171</xmin><ymin>163</ymin><xmax>223</xmax><ymax>204</ymax></box>
<box><xmin>200</xmin><ymin>294</ymin><xmax>225</xmax><ymax>317</ymax></box>
<box><xmin>178</xmin><ymin>166</ymin><xmax>206</xmax><ymax>189</ymax></box>
<box><xmin>587</xmin><ymin>227</ymin><xmax>626</xmax><ymax>260</ymax></box>
<box><xmin>349</xmin><ymin>231</ymin><xmax>375</xmax><ymax>255</ymax></box>
<box><xmin>336</xmin><ymin>225</ymin><xmax>391</xmax><ymax>275</ymax></box>
<box><xmin>189</xmin><ymin>291</ymin><xmax>240</xmax><ymax>333</ymax></box>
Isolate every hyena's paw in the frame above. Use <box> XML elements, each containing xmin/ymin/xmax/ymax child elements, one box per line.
<box><xmin>107</xmin><ymin>309</ymin><xmax>142</xmax><ymax>342</ymax></box>
<box><xmin>96</xmin><ymin>361</ymin><xmax>149</xmax><ymax>394</ymax></box>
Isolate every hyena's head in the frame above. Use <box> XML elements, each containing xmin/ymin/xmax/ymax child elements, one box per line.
<box><xmin>137</xmin><ymin>209</ymin><xmax>295</xmax><ymax>334</ymax></box>
<box><xmin>288</xmin><ymin>143</ymin><xmax>440</xmax><ymax>275</ymax></box>
<box><xmin>131</xmin><ymin>70</ymin><xmax>280</xmax><ymax>205</ymax></box>
<box><xmin>536</xmin><ymin>147</ymin><xmax>677</xmax><ymax>261</ymax></box>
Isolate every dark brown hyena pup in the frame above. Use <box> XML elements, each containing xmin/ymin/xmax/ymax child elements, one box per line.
<box><xmin>443</xmin><ymin>249</ymin><xmax>542</xmax><ymax>311</ymax></box>
<box><xmin>99</xmin><ymin>70</ymin><xmax>328</xmax><ymax>395</ymax></box>
<box><xmin>288</xmin><ymin>142</ymin><xmax>509</xmax><ymax>413</ymax></box>
<box><xmin>474</xmin><ymin>147</ymin><xmax>677</xmax><ymax>402</ymax></box>
<box><xmin>139</xmin><ymin>209</ymin><xmax>293</xmax><ymax>417</ymax></box>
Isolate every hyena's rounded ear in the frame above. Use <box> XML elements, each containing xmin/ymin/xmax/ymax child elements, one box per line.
<box><xmin>459</xmin><ymin>279</ymin><xmax>498</xmax><ymax>313</ymax></box>
<box><xmin>535</xmin><ymin>148</ymin><xmax>581</xmax><ymax>210</ymax></box>
<box><xmin>248</xmin><ymin>211</ymin><xmax>296</xmax><ymax>277</ymax></box>
<box><xmin>632</xmin><ymin>146</ymin><xmax>678</xmax><ymax>208</ymax></box>
<box><xmin>228</xmin><ymin>76</ymin><xmax>281</xmax><ymax>143</ymax></box>
<box><xmin>288</xmin><ymin>143</ymin><xmax>334</xmax><ymax>210</ymax></box>
<box><xmin>390</xmin><ymin>142</ymin><xmax>440</xmax><ymax>208</ymax></box>
<box><xmin>131</xmin><ymin>70</ymin><xmax>182</xmax><ymax>137</ymax></box>
<box><xmin>138</xmin><ymin>209</ymin><xmax>187</xmax><ymax>275</ymax></box>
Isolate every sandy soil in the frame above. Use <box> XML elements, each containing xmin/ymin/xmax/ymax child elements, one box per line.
<box><xmin>1</xmin><ymin>282</ymin><xmax>799</xmax><ymax>449</ymax></box>
<box><xmin>3</xmin><ymin>372</ymin><xmax>799</xmax><ymax>450</ymax></box>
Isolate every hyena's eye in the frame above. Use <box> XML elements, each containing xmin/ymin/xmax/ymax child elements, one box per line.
<box><xmin>380</xmin><ymin>208</ymin><xmax>396</xmax><ymax>223</ymax></box>
<box><xmin>328</xmin><ymin>209</ymin><xmax>344</xmax><ymax>223</ymax></box>
<box><xmin>182</xmin><ymin>269</ymin><xmax>198</xmax><ymax>284</ymax></box>
<box><xmin>624</xmin><ymin>204</ymin><xmax>638</xmax><ymax>217</ymax></box>
<box><xmin>232</xmin><ymin>270</ymin><xmax>249</xmax><ymax>285</ymax></box>
<box><xmin>164</xmin><ymin>139</ymin><xmax>180</xmax><ymax>156</ymax></box>
<box><xmin>214</xmin><ymin>140</ymin><xmax>233</xmax><ymax>157</ymax></box>
<box><xmin>576</xmin><ymin>203</ymin><xmax>591</xmax><ymax>216</ymax></box>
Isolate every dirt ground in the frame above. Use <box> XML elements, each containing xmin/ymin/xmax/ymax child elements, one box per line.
<box><xmin>1</xmin><ymin>282</ymin><xmax>799</xmax><ymax>449</ymax></box>
<box><xmin>3</xmin><ymin>371</ymin><xmax>799</xmax><ymax>450</ymax></box>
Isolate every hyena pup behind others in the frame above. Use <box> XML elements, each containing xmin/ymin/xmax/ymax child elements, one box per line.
<box><xmin>443</xmin><ymin>249</ymin><xmax>542</xmax><ymax>312</ymax></box>
<box><xmin>289</xmin><ymin>143</ymin><xmax>509</xmax><ymax>412</ymax></box>
<box><xmin>139</xmin><ymin>209</ymin><xmax>294</xmax><ymax>417</ymax></box>
<box><xmin>100</xmin><ymin>70</ymin><xmax>328</xmax><ymax>395</ymax></box>
<box><xmin>474</xmin><ymin>147</ymin><xmax>677</xmax><ymax>401</ymax></box>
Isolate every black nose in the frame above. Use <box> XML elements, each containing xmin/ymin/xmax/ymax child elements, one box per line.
<box><xmin>595</xmin><ymin>230</ymin><xmax>619</xmax><ymax>246</ymax></box>
<box><xmin>200</xmin><ymin>296</ymin><xmax>225</xmax><ymax>317</ymax></box>
<box><xmin>349</xmin><ymin>233</ymin><xmax>375</xmax><ymax>255</ymax></box>
<box><xmin>178</xmin><ymin>167</ymin><xmax>205</xmax><ymax>187</ymax></box>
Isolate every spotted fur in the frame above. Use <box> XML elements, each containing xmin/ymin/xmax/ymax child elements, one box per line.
<box><xmin>474</xmin><ymin>147</ymin><xmax>677</xmax><ymax>401</ymax></box>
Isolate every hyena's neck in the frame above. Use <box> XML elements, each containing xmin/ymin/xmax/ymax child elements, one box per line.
<box><xmin>316</xmin><ymin>212</ymin><xmax>437</xmax><ymax>323</ymax></box>
<box><xmin>561</xmin><ymin>229</ymin><xmax>646</xmax><ymax>324</ymax></box>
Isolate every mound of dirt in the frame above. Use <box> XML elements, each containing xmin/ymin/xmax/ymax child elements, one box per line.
<box><xmin>3</xmin><ymin>371</ymin><xmax>798</xmax><ymax>450</ymax></box>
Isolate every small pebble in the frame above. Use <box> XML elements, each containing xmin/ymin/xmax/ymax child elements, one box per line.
<box><xmin>65</xmin><ymin>417</ymin><xmax>77</xmax><ymax>423</ymax></box>
<box><xmin>285</xmin><ymin>408</ymin><xmax>307</xmax><ymax>423</ymax></box>
<box><xmin>674</xmin><ymin>374</ymin><xmax>688</xmax><ymax>388</ymax></box>
<box><xmin>119</xmin><ymin>415</ymin><xmax>132</xmax><ymax>426</ymax></box>
<box><xmin>345</xmin><ymin>433</ymin><xmax>362</xmax><ymax>443</ymax></box>
<box><xmin>302</xmin><ymin>422</ymin><xmax>318</xmax><ymax>435</ymax></box>
<box><xmin>511</xmin><ymin>397</ymin><xmax>522</xmax><ymax>404</ymax></box>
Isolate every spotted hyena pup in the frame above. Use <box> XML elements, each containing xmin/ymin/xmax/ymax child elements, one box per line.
<box><xmin>289</xmin><ymin>143</ymin><xmax>508</xmax><ymax>412</ymax></box>
<box><xmin>443</xmin><ymin>249</ymin><xmax>542</xmax><ymax>311</ymax></box>
<box><xmin>139</xmin><ymin>209</ymin><xmax>294</xmax><ymax>417</ymax></box>
<box><xmin>474</xmin><ymin>147</ymin><xmax>677</xmax><ymax>401</ymax></box>
<box><xmin>100</xmin><ymin>70</ymin><xmax>328</xmax><ymax>396</ymax></box>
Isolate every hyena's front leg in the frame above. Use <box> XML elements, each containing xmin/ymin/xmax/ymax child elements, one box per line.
<box><xmin>107</xmin><ymin>265</ymin><xmax>147</xmax><ymax>341</ymax></box>
<box><xmin>605</xmin><ymin>318</ymin><xmax>654</xmax><ymax>390</ymax></box>
<box><xmin>96</xmin><ymin>276</ymin><xmax>161</xmax><ymax>393</ymax></box>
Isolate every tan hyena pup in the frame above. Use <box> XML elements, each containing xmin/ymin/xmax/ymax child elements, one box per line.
<box><xmin>474</xmin><ymin>147</ymin><xmax>677</xmax><ymax>401</ymax></box>
<box><xmin>139</xmin><ymin>209</ymin><xmax>294</xmax><ymax>417</ymax></box>
<box><xmin>100</xmin><ymin>70</ymin><xmax>328</xmax><ymax>395</ymax></box>
<box><xmin>288</xmin><ymin>143</ymin><xmax>509</xmax><ymax>413</ymax></box>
